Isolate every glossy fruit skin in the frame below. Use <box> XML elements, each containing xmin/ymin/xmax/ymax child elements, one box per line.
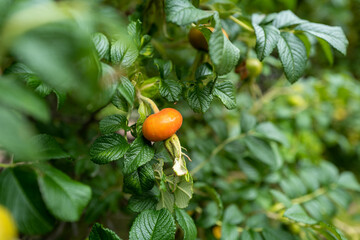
<box><xmin>246</xmin><ymin>58</ymin><xmax>263</xmax><ymax>78</ymax></box>
<box><xmin>188</xmin><ymin>27</ymin><xmax>229</xmax><ymax>51</ymax></box>
<box><xmin>142</xmin><ymin>108</ymin><xmax>183</xmax><ymax>142</ymax></box>
<box><xmin>0</xmin><ymin>205</ymin><xmax>17</xmax><ymax>240</ymax></box>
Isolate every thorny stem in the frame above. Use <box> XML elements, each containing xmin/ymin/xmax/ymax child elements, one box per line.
<box><xmin>229</xmin><ymin>16</ymin><xmax>254</xmax><ymax>32</ymax></box>
<box><xmin>190</xmin><ymin>133</ymin><xmax>247</xmax><ymax>175</ymax></box>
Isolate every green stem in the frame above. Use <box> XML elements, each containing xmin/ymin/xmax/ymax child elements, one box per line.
<box><xmin>269</xmin><ymin>185</ymin><xmax>336</xmax><ymax>212</ymax></box>
<box><xmin>229</xmin><ymin>16</ymin><xmax>254</xmax><ymax>32</ymax></box>
<box><xmin>189</xmin><ymin>51</ymin><xmax>204</xmax><ymax>81</ymax></box>
<box><xmin>190</xmin><ymin>133</ymin><xmax>246</xmax><ymax>175</ymax></box>
<box><xmin>0</xmin><ymin>161</ymin><xmax>32</xmax><ymax>168</ymax></box>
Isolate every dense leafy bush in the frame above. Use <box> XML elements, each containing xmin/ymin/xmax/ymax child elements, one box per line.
<box><xmin>0</xmin><ymin>0</ymin><xmax>359</xmax><ymax>240</ymax></box>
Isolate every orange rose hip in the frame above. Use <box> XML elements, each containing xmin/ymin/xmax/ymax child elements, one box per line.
<box><xmin>142</xmin><ymin>108</ymin><xmax>183</xmax><ymax>142</ymax></box>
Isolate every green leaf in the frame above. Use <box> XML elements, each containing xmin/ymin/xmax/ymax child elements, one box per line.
<box><xmin>129</xmin><ymin>209</ymin><xmax>176</xmax><ymax>240</ymax></box>
<box><xmin>0</xmin><ymin>0</ymin><xmax>11</xmax><ymax>23</ymax></box>
<box><xmin>101</xmin><ymin>62</ymin><xmax>118</xmax><ymax>83</ymax></box>
<box><xmin>277</xmin><ymin>32</ymin><xmax>307</xmax><ymax>83</ymax></box>
<box><xmin>245</xmin><ymin>136</ymin><xmax>277</xmax><ymax>166</ymax></box>
<box><xmin>159</xmin><ymin>79</ymin><xmax>182</xmax><ymax>102</ymax></box>
<box><xmin>255</xmin><ymin>122</ymin><xmax>288</xmax><ymax>146</ymax></box>
<box><xmin>197</xmin><ymin>201</ymin><xmax>219</xmax><ymax>228</ymax></box>
<box><xmin>213</xmin><ymin>80</ymin><xmax>236</xmax><ymax>110</ymax></box>
<box><xmin>11</xmin><ymin>28</ymin><xmax>100</xmax><ymax>102</ymax></box>
<box><xmin>165</xmin><ymin>0</ymin><xmax>213</xmax><ymax>25</ymax></box>
<box><xmin>318</xmin><ymin>161</ymin><xmax>339</xmax><ymax>185</ymax></box>
<box><xmin>270</xmin><ymin>189</ymin><xmax>292</xmax><ymax>207</ymax></box>
<box><xmin>110</xmin><ymin>38</ymin><xmax>139</xmax><ymax>67</ymax></box>
<box><xmin>124</xmin><ymin>163</ymin><xmax>155</xmax><ymax>194</ymax></box>
<box><xmin>280</xmin><ymin>173</ymin><xmax>307</xmax><ymax>198</ymax></box>
<box><xmin>12</xmin><ymin>36</ymin><xmax>77</xmax><ymax>95</ymax></box>
<box><xmin>186</xmin><ymin>84</ymin><xmax>213</xmax><ymax>113</ymax></box>
<box><xmin>303</xmin><ymin>199</ymin><xmax>325</xmax><ymax>222</ymax></box>
<box><xmin>283</xmin><ymin>204</ymin><xmax>317</xmax><ymax>225</ymax></box>
<box><xmin>37</xmin><ymin>164</ymin><xmax>92</xmax><ymax>222</ymax></box>
<box><xmin>296</xmin><ymin>22</ymin><xmax>348</xmax><ymax>55</ymax></box>
<box><xmin>118</xmin><ymin>77</ymin><xmax>135</xmax><ymax>107</ymax></box>
<box><xmin>338</xmin><ymin>171</ymin><xmax>360</xmax><ymax>192</ymax></box>
<box><xmin>89</xmin><ymin>223</ymin><xmax>122</xmax><ymax>240</ymax></box>
<box><xmin>154</xmin><ymin>59</ymin><xmax>172</xmax><ymax>79</ymax></box>
<box><xmin>0</xmin><ymin>77</ymin><xmax>49</xmax><ymax>122</ymax></box>
<box><xmin>240</xmin><ymin>230</ymin><xmax>263</xmax><ymax>240</ymax></box>
<box><xmin>27</xmin><ymin>77</ymin><xmax>52</xmax><ymax>97</ymax></box>
<box><xmin>157</xmin><ymin>186</ymin><xmax>175</xmax><ymax>212</ymax></box>
<box><xmin>221</xmin><ymin>223</ymin><xmax>239</xmax><ymax>240</ymax></box>
<box><xmin>299</xmin><ymin>167</ymin><xmax>320</xmax><ymax>192</ymax></box>
<box><xmin>195</xmin><ymin>63</ymin><xmax>214</xmax><ymax>80</ymax></box>
<box><xmin>251</xmin><ymin>13</ymin><xmax>266</xmax><ymax>25</ymax></box>
<box><xmin>318</xmin><ymin>38</ymin><xmax>334</xmax><ymax>65</ymax></box>
<box><xmin>262</xmin><ymin>228</ymin><xmax>295</xmax><ymax>240</ymax></box>
<box><xmin>209</xmin><ymin>14</ymin><xmax>240</xmax><ymax>76</ymax></box>
<box><xmin>123</xmin><ymin>137</ymin><xmax>155</xmax><ymax>175</ymax></box>
<box><xmin>175</xmin><ymin>208</ymin><xmax>197</xmax><ymax>240</ymax></box>
<box><xmin>328</xmin><ymin>188</ymin><xmax>351</xmax><ymax>209</ymax></box>
<box><xmin>7</xmin><ymin>64</ymin><xmax>54</xmax><ymax>97</ymax></box>
<box><xmin>252</xmin><ymin>23</ymin><xmax>280</xmax><ymax>61</ymax></box>
<box><xmin>32</xmin><ymin>134</ymin><xmax>70</xmax><ymax>160</ymax></box>
<box><xmin>297</xmin><ymin>33</ymin><xmax>312</xmax><ymax>57</ymax></box>
<box><xmin>112</xmin><ymin>89</ymin><xmax>129</xmax><ymax>112</ymax></box>
<box><xmin>89</xmin><ymin>133</ymin><xmax>130</xmax><ymax>164</ymax></box>
<box><xmin>139</xmin><ymin>35</ymin><xmax>154</xmax><ymax>57</ymax></box>
<box><xmin>316</xmin><ymin>222</ymin><xmax>347</xmax><ymax>240</ymax></box>
<box><xmin>128</xmin><ymin>20</ymin><xmax>142</xmax><ymax>49</ymax></box>
<box><xmin>92</xmin><ymin>33</ymin><xmax>110</xmax><ymax>60</ymax></box>
<box><xmin>54</xmin><ymin>90</ymin><xmax>66</xmax><ymax>109</ymax></box>
<box><xmin>128</xmin><ymin>192</ymin><xmax>158</xmax><ymax>213</ymax></box>
<box><xmin>174</xmin><ymin>177</ymin><xmax>193</xmax><ymax>208</ymax></box>
<box><xmin>0</xmin><ymin>168</ymin><xmax>55</xmax><ymax>235</ymax></box>
<box><xmin>194</xmin><ymin>182</ymin><xmax>223</xmax><ymax>220</ymax></box>
<box><xmin>99</xmin><ymin>114</ymin><xmax>129</xmax><ymax>134</ymax></box>
<box><xmin>0</xmin><ymin>106</ymin><xmax>39</xmax><ymax>161</ymax></box>
<box><xmin>223</xmin><ymin>204</ymin><xmax>245</xmax><ymax>225</ymax></box>
<box><xmin>273</xmin><ymin>10</ymin><xmax>306</xmax><ymax>28</ymax></box>
<box><xmin>139</xmin><ymin>77</ymin><xmax>159</xmax><ymax>98</ymax></box>
<box><xmin>240</xmin><ymin>112</ymin><xmax>257</xmax><ymax>133</ymax></box>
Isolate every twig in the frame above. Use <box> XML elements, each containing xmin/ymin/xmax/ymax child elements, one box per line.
<box><xmin>229</xmin><ymin>16</ymin><xmax>254</xmax><ymax>32</ymax></box>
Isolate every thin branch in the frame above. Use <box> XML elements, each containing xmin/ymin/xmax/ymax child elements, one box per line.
<box><xmin>229</xmin><ymin>16</ymin><xmax>254</xmax><ymax>32</ymax></box>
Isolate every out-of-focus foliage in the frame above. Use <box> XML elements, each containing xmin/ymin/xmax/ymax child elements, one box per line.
<box><xmin>0</xmin><ymin>0</ymin><xmax>359</xmax><ymax>240</ymax></box>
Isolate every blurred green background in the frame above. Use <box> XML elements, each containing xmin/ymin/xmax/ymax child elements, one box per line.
<box><xmin>0</xmin><ymin>0</ymin><xmax>359</xmax><ymax>239</ymax></box>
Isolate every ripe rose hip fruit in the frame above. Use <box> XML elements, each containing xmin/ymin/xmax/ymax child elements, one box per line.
<box><xmin>188</xmin><ymin>27</ymin><xmax>229</xmax><ymax>51</ymax></box>
<box><xmin>142</xmin><ymin>108</ymin><xmax>183</xmax><ymax>142</ymax></box>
